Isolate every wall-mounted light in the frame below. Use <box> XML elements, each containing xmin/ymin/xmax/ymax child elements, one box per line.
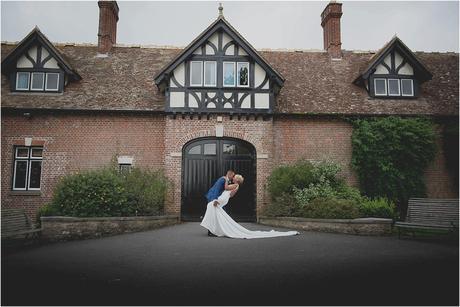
<box><xmin>23</xmin><ymin>112</ymin><xmax>31</xmax><ymax>118</ymax></box>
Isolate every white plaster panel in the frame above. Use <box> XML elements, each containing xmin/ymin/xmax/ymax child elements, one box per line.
<box><xmin>239</xmin><ymin>94</ymin><xmax>251</xmax><ymax>109</ymax></box>
<box><xmin>173</xmin><ymin>63</ymin><xmax>185</xmax><ymax>86</ymax></box>
<box><xmin>225</xmin><ymin>44</ymin><xmax>235</xmax><ymax>55</ymax></box>
<box><xmin>189</xmin><ymin>92</ymin><xmax>200</xmax><ymax>108</ymax></box>
<box><xmin>222</xmin><ymin>32</ymin><xmax>232</xmax><ymax>46</ymax></box>
<box><xmin>375</xmin><ymin>63</ymin><xmax>389</xmax><ymax>74</ymax></box>
<box><xmin>170</xmin><ymin>92</ymin><xmax>185</xmax><ymax>107</ymax></box>
<box><xmin>193</xmin><ymin>48</ymin><xmax>202</xmax><ymax>55</ymax></box>
<box><xmin>42</xmin><ymin>48</ymin><xmax>49</xmax><ymax>59</ymax></box>
<box><xmin>28</xmin><ymin>46</ymin><xmax>38</xmax><ymax>62</ymax></box>
<box><xmin>399</xmin><ymin>63</ymin><xmax>414</xmax><ymax>75</ymax></box>
<box><xmin>207</xmin><ymin>102</ymin><xmax>216</xmax><ymax>108</ymax></box>
<box><xmin>208</xmin><ymin>92</ymin><xmax>216</xmax><ymax>98</ymax></box>
<box><xmin>209</xmin><ymin>33</ymin><xmax>219</xmax><ymax>49</ymax></box>
<box><xmin>17</xmin><ymin>55</ymin><xmax>34</xmax><ymax>68</ymax></box>
<box><xmin>205</xmin><ymin>44</ymin><xmax>215</xmax><ymax>55</ymax></box>
<box><xmin>43</xmin><ymin>57</ymin><xmax>59</xmax><ymax>69</ymax></box>
<box><xmin>394</xmin><ymin>52</ymin><xmax>403</xmax><ymax>68</ymax></box>
<box><xmin>254</xmin><ymin>63</ymin><xmax>267</xmax><ymax>88</ymax></box>
<box><xmin>224</xmin><ymin>103</ymin><xmax>233</xmax><ymax>108</ymax></box>
<box><xmin>383</xmin><ymin>54</ymin><xmax>391</xmax><ymax>67</ymax></box>
<box><xmin>254</xmin><ymin>93</ymin><xmax>270</xmax><ymax>109</ymax></box>
<box><xmin>224</xmin><ymin>92</ymin><xmax>232</xmax><ymax>99</ymax></box>
<box><xmin>239</xmin><ymin>48</ymin><xmax>248</xmax><ymax>56</ymax></box>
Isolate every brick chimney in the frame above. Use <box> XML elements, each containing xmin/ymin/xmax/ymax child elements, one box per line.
<box><xmin>97</xmin><ymin>1</ymin><xmax>119</xmax><ymax>54</ymax></box>
<box><xmin>321</xmin><ymin>1</ymin><xmax>342</xmax><ymax>59</ymax></box>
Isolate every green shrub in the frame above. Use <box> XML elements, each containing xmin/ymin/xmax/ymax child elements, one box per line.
<box><xmin>351</xmin><ymin>117</ymin><xmax>437</xmax><ymax>208</ymax></box>
<box><xmin>267</xmin><ymin>160</ymin><xmax>315</xmax><ymax>200</ymax></box>
<box><xmin>52</xmin><ymin>168</ymin><xmax>129</xmax><ymax>217</ymax></box>
<box><xmin>122</xmin><ymin>168</ymin><xmax>168</xmax><ymax>215</ymax></box>
<box><xmin>358</xmin><ymin>197</ymin><xmax>397</xmax><ymax>219</ymax></box>
<box><xmin>297</xmin><ymin>197</ymin><xmax>361</xmax><ymax>219</ymax></box>
<box><xmin>49</xmin><ymin>166</ymin><xmax>169</xmax><ymax>217</ymax></box>
<box><xmin>263</xmin><ymin>193</ymin><xmax>298</xmax><ymax>217</ymax></box>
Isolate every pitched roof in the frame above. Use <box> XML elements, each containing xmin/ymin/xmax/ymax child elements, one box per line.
<box><xmin>154</xmin><ymin>16</ymin><xmax>284</xmax><ymax>90</ymax></box>
<box><xmin>1</xmin><ymin>27</ymin><xmax>81</xmax><ymax>81</ymax></box>
<box><xmin>1</xmin><ymin>43</ymin><xmax>458</xmax><ymax>116</ymax></box>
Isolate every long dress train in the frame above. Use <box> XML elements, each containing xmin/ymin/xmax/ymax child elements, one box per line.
<box><xmin>200</xmin><ymin>190</ymin><xmax>300</xmax><ymax>239</ymax></box>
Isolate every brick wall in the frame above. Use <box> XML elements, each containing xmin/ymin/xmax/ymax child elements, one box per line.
<box><xmin>1</xmin><ymin>112</ymin><xmax>165</xmax><ymax>220</ymax></box>
<box><xmin>273</xmin><ymin>116</ymin><xmax>358</xmax><ymax>187</ymax></box>
<box><xmin>2</xmin><ymin>112</ymin><xmax>456</xmax><ymax>221</ymax></box>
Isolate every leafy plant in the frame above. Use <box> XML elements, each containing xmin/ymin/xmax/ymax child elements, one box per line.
<box><xmin>358</xmin><ymin>197</ymin><xmax>397</xmax><ymax>219</ymax></box>
<box><xmin>351</xmin><ymin>117</ymin><xmax>437</xmax><ymax>211</ymax></box>
<box><xmin>297</xmin><ymin>197</ymin><xmax>361</xmax><ymax>219</ymax></box>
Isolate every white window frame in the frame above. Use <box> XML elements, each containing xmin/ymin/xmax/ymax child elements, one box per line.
<box><xmin>388</xmin><ymin>78</ymin><xmax>401</xmax><ymax>96</ymax></box>
<box><xmin>13</xmin><ymin>146</ymin><xmax>43</xmax><ymax>191</ymax></box>
<box><xmin>190</xmin><ymin>61</ymin><xmax>203</xmax><ymax>87</ymax></box>
<box><xmin>30</xmin><ymin>72</ymin><xmax>45</xmax><ymax>91</ymax></box>
<box><xmin>203</xmin><ymin>61</ymin><xmax>217</xmax><ymax>87</ymax></box>
<box><xmin>374</xmin><ymin>78</ymin><xmax>387</xmax><ymax>96</ymax></box>
<box><xmin>15</xmin><ymin>72</ymin><xmax>30</xmax><ymax>90</ymax></box>
<box><xmin>237</xmin><ymin>62</ymin><xmax>250</xmax><ymax>87</ymax></box>
<box><xmin>401</xmin><ymin>79</ymin><xmax>414</xmax><ymax>97</ymax></box>
<box><xmin>27</xmin><ymin>160</ymin><xmax>42</xmax><ymax>190</ymax></box>
<box><xmin>45</xmin><ymin>73</ymin><xmax>60</xmax><ymax>91</ymax></box>
<box><xmin>223</xmin><ymin>62</ymin><xmax>236</xmax><ymax>87</ymax></box>
<box><xmin>13</xmin><ymin>147</ymin><xmax>30</xmax><ymax>191</ymax></box>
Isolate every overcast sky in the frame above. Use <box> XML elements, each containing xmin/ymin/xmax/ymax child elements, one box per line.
<box><xmin>1</xmin><ymin>1</ymin><xmax>458</xmax><ymax>52</ymax></box>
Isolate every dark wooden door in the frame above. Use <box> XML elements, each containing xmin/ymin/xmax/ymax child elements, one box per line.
<box><xmin>182</xmin><ymin>138</ymin><xmax>256</xmax><ymax>222</ymax></box>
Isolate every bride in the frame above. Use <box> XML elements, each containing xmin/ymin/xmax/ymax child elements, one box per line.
<box><xmin>200</xmin><ymin>174</ymin><xmax>300</xmax><ymax>239</ymax></box>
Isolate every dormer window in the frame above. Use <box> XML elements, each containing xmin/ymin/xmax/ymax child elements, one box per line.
<box><xmin>1</xmin><ymin>27</ymin><xmax>81</xmax><ymax>94</ymax></box>
<box><xmin>353</xmin><ymin>36</ymin><xmax>432</xmax><ymax>100</ymax></box>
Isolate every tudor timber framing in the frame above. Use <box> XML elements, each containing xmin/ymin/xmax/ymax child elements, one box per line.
<box><xmin>158</xmin><ymin>18</ymin><xmax>280</xmax><ymax>115</ymax></box>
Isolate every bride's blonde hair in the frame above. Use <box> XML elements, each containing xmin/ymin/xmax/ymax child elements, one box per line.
<box><xmin>234</xmin><ymin>174</ymin><xmax>244</xmax><ymax>184</ymax></box>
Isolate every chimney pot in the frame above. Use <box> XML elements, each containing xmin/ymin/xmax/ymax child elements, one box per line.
<box><xmin>321</xmin><ymin>1</ymin><xmax>342</xmax><ymax>59</ymax></box>
<box><xmin>98</xmin><ymin>1</ymin><xmax>119</xmax><ymax>54</ymax></box>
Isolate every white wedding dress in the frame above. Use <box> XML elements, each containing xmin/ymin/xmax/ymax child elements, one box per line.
<box><xmin>200</xmin><ymin>190</ymin><xmax>300</xmax><ymax>239</ymax></box>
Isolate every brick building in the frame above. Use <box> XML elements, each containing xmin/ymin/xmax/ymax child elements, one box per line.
<box><xmin>1</xmin><ymin>1</ymin><xmax>458</xmax><ymax>221</ymax></box>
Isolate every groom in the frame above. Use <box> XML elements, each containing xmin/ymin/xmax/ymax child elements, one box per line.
<box><xmin>204</xmin><ymin>169</ymin><xmax>236</xmax><ymax>236</ymax></box>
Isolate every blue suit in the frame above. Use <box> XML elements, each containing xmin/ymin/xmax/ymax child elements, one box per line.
<box><xmin>205</xmin><ymin>177</ymin><xmax>230</xmax><ymax>212</ymax></box>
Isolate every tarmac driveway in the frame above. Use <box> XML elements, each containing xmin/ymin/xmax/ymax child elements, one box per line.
<box><xmin>2</xmin><ymin>222</ymin><xmax>458</xmax><ymax>305</ymax></box>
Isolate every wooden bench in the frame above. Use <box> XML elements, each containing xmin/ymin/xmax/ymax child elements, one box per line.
<box><xmin>1</xmin><ymin>208</ymin><xmax>42</xmax><ymax>240</ymax></box>
<box><xmin>395</xmin><ymin>198</ymin><xmax>459</xmax><ymax>238</ymax></box>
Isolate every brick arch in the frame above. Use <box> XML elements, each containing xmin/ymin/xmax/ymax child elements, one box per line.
<box><xmin>173</xmin><ymin>129</ymin><xmax>260</xmax><ymax>154</ymax></box>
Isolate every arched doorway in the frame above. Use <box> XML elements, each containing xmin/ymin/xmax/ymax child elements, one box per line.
<box><xmin>181</xmin><ymin>137</ymin><xmax>256</xmax><ymax>222</ymax></box>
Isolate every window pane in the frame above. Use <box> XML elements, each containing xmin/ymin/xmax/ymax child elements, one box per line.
<box><xmin>190</xmin><ymin>62</ymin><xmax>202</xmax><ymax>86</ymax></box>
<box><xmin>14</xmin><ymin>161</ymin><xmax>28</xmax><ymax>189</ymax></box>
<box><xmin>401</xmin><ymin>79</ymin><xmax>414</xmax><ymax>96</ymax></box>
<box><xmin>204</xmin><ymin>62</ymin><xmax>216</xmax><ymax>86</ymax></box>
<box><xmin>203</xmin><ymin>143</ymin><xmax>216</xmax><ymax>155</ymax></box>
<box><xmin>31</xmin><ymin>148</ymin><xmax>43</xmax><ymax>158</ymax></box>
<box><xmin>388</xmin><ymin>79</ymin><xmax>400</xmax><ymax>96</ymax></box>
<box><xmin>29</xmin><ymin>161</ymin><xmax>42</xmax><ymax>189</ymax></box>
<box><xmin>188</xmin><ymin>145</ymin><xmax>201</xmax><ymax>154</ymax></box>
<box><xmin>31</xmin><ymin>72</ymin><xmax>45</xmax><ymax>90</ymax></box>
<box><xmin>223</xmin><ymin>144</ymin><xmax>236</xmax><ymax>154</ymax></box>
<box><xmin>223</xmin><ymin>62</ymin><xmax>235</xmax><ymax>86</ymax></box>
<box><xmin>238</xmin><ymin>146</ymin><xmax>251</xmax><ymax>155</ymax></box>
<box><xmin>374</xmin><ymin>79</ymin><xmax>387</xmax><ymax>95</ymax></box>
<box><xmin>237</xmin><ymin>63</ymin><xmax>249</xmax><ymax>86</ymax></box>
<box><xmin>46</xmin><ymin>73</ymin><xmax>59</xmax><ymax>90</ymax></box>
<box><xmin>119</xmin><ymin>164</ymin><xmax>132</xmax><ymax>175</ymax></box>
<box><xmin>16</xmin><ymin>147</ymin><xmax>29</xmax><ymax>158</ymax></box>
<box><xmin>16</xmin><ymin>72</ymin><xmax>29</xmax><ymax>90</ymax></box>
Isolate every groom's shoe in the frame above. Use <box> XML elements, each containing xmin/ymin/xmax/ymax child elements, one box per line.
<box><xmin>208</xmin><ymin>230</ymin><xmax>217</xmax><ymax>237</ymax></box>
